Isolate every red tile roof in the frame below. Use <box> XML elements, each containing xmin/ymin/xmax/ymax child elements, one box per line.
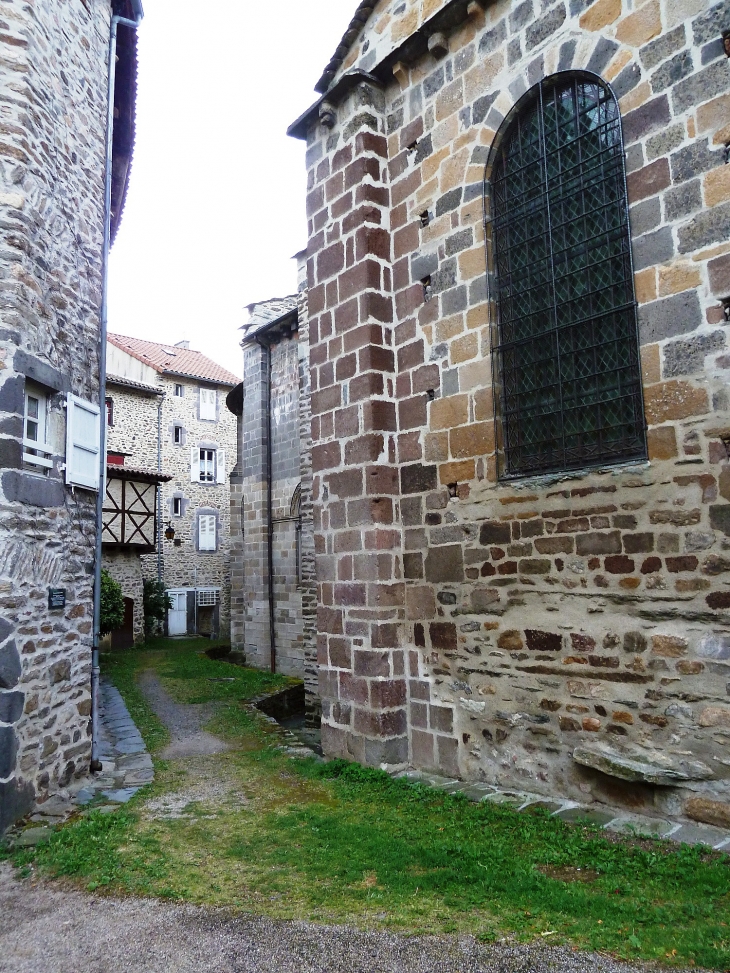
<box><xmin>108</xmin><ymin>334</ymin><xmax>240</xmax><ymax>386</ymax></box>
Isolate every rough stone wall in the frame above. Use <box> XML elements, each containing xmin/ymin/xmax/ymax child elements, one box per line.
<box><xmin>103</xmin><ymin>550</ymin><xmax>145</xmax><ymax>643</ymax></box>
<box><xmin>106</xmin><ymin>386</ymin><xmax>161</xmax><ymax>468</ymax></box>
<box><xmin>270</xmin><ymin>335</ymin><xmax>306</xmax><ymax>676</ymax></box>
<box><xmin>239</xmin><ymin>342</ymin><xmax>271</xmax><ymax>667</ymax></box>
<box><xmin>301</xmin><ymin>0</ymin><xmax>730</xmax><ymax>817</ymax></box>
<box><xmin>0</xmin><ymin>0</ymin><xmax>110</xmax><ymax>830</ymax></box>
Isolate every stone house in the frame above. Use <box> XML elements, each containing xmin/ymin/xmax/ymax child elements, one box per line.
<box><xmin>282</xmin><ymin>0</ymin><xmax>730</xmax><ymax>824</ymax></box>
<box><xmin>0</xmin><ymin>0</ymin><xmax>139</xmax><ymax>832</ymax></box>
<box><xmin>102</xmin><ymin>374</ymin><xmax>171</xmax><ymax>647</ymax></box>
<box><xmin>106</xmin><ymin>335</ymin><xmax>239</xmax><ymax>639</ymax></box>
<box><xmin>227</xmin><ymin>276</ymin><xmax>319</xmax><ymax>720</ymax></box>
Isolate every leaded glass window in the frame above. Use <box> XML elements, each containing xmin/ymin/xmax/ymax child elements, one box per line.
<box><xmin>487</xmin><ymin>73</ymin><xmax>646</xmax><ymax>478</ymax></box>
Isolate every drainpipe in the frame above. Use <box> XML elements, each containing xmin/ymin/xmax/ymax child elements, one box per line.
<box><xmin>255</xmin><ymin>337</ymin><xmax>276</xmax><ymax>674</ymax></box>
<box><xmin>156</xmin><ymin>395</ymin><xmax>164</xmax><ymax>584</ymax></box>
<box><xmin>91</xmin><ymin>1</ymin><xmax>144</xmax><ymax>773</ymax></box>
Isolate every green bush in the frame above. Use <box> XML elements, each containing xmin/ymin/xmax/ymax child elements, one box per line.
<box><xmin>143</xmin><ymin>579</ymin><xmax>172</xmax><ymax>636</ymax></box>
<box><xmin>99</xmin><ymin>570</ymin><xmax>125</xmax><ymax>635</ymax></box>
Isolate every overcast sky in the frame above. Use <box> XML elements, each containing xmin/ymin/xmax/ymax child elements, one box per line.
<box><xmin>108</xmin><ymin>0</ymin><xmax>356</xmax><ymax>378</ymax></box>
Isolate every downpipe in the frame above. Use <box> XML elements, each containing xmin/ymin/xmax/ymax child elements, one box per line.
<box><xmin>157</xmin><ymin>395</ymin><xmax>164</xmax><ymax>583</ymax></box>
<box><xmin>91</xmin><ymin>3</ymin><xmax>144</xmax><ymax>774</ymax></box>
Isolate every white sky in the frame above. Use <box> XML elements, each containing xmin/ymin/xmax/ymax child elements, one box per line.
<box><xmin>108</xmin><ymin>0</ymin><xmax>357</xmax><ymax>379</ymax></box>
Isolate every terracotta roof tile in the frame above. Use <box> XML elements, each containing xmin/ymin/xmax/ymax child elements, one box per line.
<box><xmin>108</xmin><ymin>334</ymin><xmax>240</xmax><ymax>386</ymax></box>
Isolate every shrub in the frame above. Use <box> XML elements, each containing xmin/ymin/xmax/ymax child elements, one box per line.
<box><xmin>143</xmin><ymin>579</ymin><xmax>172</xmax><ymax>636</ymax></box>
<box><xmin>99</xmin><ymin>570</ymin><xmax>125</xmax><ymax>635</ymax></box>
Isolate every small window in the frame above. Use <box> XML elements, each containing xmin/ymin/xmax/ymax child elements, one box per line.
<box><xmin>105</xmin><ymin>397</ymin><xmax>114</xmax><ymax>427</ymax></box>
<box><xmin>173</xmin><ymin>497</ymin><xmax>182</xmax><ymax>517</ymax></box>
<box><xmin>23</xmin><ymin>383</ymin><xmax>52</xmax><ymax>475</ymax></box>
<box><xmin>174</xmin><ymin>383</ymin><xmax>184</xmax><ymax>397</ymax></box>
<box><xmin>200</xmin><ymin>387</ymin><xmax>216</xmax><ymax>421</ymax></box>
<box><xmin>173</xmin><ymin>425</ymin><xmax>183</xmax><ymax>445</ymax></box>
<box><xmin>198</xmin><ymin>514</ymin><xmax>216</xmax><ymax>551</ymax></box>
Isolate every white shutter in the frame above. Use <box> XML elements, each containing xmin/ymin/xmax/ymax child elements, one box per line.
<box><xmin>200</xmin><ymin>387</ymin><xmax>216</xmax><ymax>421</ymax></box>
<box><xmin>199</xmin><ymin>514</ymin><xmax>216</xmax><ymax>551</ymax></box>
<box><xmin>65</xmin><ymin>394</ymin><xmax>101</xmax><ymax>490</ymax></box>
<box><xmin>190</xmin><ymin>447</ymin><xmax>199</xmax><ymax>482</ymax></box>
<box><xmin>216</xmin><ymin>449</ymin><xmax>226</xmax><ymax>484</ymax></box>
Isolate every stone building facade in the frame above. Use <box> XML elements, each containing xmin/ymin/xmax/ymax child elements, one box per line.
<box><xmin>0</xmin><ymin>0</ymin><xmax>139</xmax><ymax>832</ymax></box>
<box><xmin>228</xmin><ymin>277</ymin><xmax>319</xmax><ymax>718</ymax></box>
<box><xmin>106</xmin><ymin>335</ymin><xmax>239</xmax><ymax>638</ymax></box>
<box><xmin>287</xmin><ymin>0</ymin><xmax>730</xmax><ymax>822</ymax></box>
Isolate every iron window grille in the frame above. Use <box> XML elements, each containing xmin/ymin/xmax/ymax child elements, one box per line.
<box><xmin>486</xmin><ymin>73</ymin><xmax>647</xmax><ymax>479</ymax></box>
<box><xmin>197</xmin><ymin>588</ymin><xmax>219</xmax><ymax>607</ymax></box>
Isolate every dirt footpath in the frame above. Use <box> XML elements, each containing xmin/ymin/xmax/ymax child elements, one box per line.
<box><xmin>0</xmin><ymin>863</ymin><xmax>703</xmax><ymax>973</ymax></box>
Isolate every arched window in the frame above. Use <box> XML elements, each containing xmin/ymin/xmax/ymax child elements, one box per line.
<box><xmin>486</xmin><ymin>73</ymin><xmax>646</xmax><ymax>479</ymax></box>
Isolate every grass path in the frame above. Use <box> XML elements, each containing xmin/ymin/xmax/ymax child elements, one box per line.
<box><xmin>2</xmin><ymin>638</ymin><xmax>729</xmax><ymax>970</ymax></box>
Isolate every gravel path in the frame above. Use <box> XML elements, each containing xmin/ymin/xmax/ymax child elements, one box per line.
<box><xmin>0</xmin><ymin>863</ymin><xmax>699</xmax><ymax>973</ymax></box>
<box><xmin>138</xmin><ymin>670</ymin><xmax>228</xmax><ymax>759</ymax></box>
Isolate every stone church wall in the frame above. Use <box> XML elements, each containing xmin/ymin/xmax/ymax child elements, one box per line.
<box><xmin>298</xmin><ymin>0</ymin><xmax>730</xmax><ymax>819</ymax></box>
<box><xmin>0</xmin><ymin>0</ymin><xmax>110</xmax><ymax>831</ymax></box>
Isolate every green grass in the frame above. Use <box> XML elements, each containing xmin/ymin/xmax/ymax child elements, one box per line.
<box><xmin>4</xmin><ymin>638</ymin><xmax>730</xmax><ymax>969</ymax></box>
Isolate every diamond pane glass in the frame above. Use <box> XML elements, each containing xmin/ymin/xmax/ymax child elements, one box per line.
<box><xmin>491</xmin><ymin>75</ymin><xmax>646</xmax><ymax>478</ymax></box>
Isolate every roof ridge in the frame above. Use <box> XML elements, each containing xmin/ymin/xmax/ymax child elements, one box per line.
<box><xmin>315</xmin><ymin>1</ymin><xmax>378</xmax><ymax>94</ymax></box>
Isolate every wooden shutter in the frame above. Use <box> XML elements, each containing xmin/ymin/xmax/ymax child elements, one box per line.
<box><xmin>190</xmin><ymin>447</ymin><xmax>199</xmax><ymax>482</ymax></box>
<box><xmin>200</xmin><ymin>387</ymin><xmax>216</xmax><ymax>421</ymax></box>
<box><xmin>65</xmin><ymin>394</ymin><xmax>100</xmax><ymax>490</ymax></box>
<box><xmin>198</xmin><ymin>514</ymin><xmax>216</xmax><ymax>551</ymax></box>
<box><xmin>216</xmin><ymin>449</ymin><xmax>226</xmax><ymax>484</ymax></box>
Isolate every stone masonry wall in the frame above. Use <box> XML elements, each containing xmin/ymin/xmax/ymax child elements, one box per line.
<box><xmin>0</xmin><ymin>0</ymin><xmax>110</xmax><ymax>831</ymax></box>
<box><xmin>300</xmin><ymin>0</ymin><xmax>730</xmax><ymax>818</ymax></box>
<box><xmin>103</xmin><ymin>549</ymin><xmax>145</xmax><ymax>644</ymax></box>
<box><xmin>298</xmin><ymin>275</ymin><xmax>320</xmax><ymax>722</ymax></box>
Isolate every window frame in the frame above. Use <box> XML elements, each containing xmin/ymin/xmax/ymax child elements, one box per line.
<box><xmin>173</xmin><ymin>424</ymin><xmax>183</xmax><ymax>445</ymax></box>
<box><xmin>174</xmin><ymin>383</ymin><xmax>184</xmax><ymax>398</ymax></box>
<box><xmin>105</xmin><ymin>397</ymin><xmax>114</xmax><ymax>428</ymax></box>
<box><xmin>199</xmin><ymin>447</ymin><xmax>215</xmax><ymax>483</ymax></box>
<box><xmin>23</xmin><ymin>382</ymin><xmax>53</xmax><ymax>475</ymax></box>
<box><xmin>173</xmin><ymin>496</ymin><xmax>182</xmax><ymax>517</ymax></box>
<box><xmin>484</xmin><ymin>71</ymin><xmax>647</xmax><ymax>482</ymax></box>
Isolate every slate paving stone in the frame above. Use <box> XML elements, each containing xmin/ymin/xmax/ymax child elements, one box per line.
<box><xmin>668</xmin><ymin>823</ymin><xmax>729</xmax><ymax>847</ymax></box>
<box><xmin>555</xmin><ymin>807</ymin><xmax>617</xmax><ymax>827</ymax></box>
<box><xmin>11</xmin><ymin>827</ymin><xmax>52</xmax><ymax>848</ymax></box>
<box><xmin>482</xmin><ymin>792</ymin><xmax>530</xmax><ymax>807</ymax></box>
<box><xmin>101</xmin><ymin>788</ymin><xmax>140</xmax><ymax>804</ymax></box>
<box><xmin>606</xmin><ymin>815</ymin><xmax>676</xmax><ymax>837</ymax></box>
<box><xmin>521</xmin><ymin>799</ymin><xmax>566</xmax><ymax>814</ymax></box>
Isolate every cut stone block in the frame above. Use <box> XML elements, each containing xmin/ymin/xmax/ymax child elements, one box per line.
<box><xmin>573</xmin><ymin>742</ymin><xmax>715</xmax><ymax>785</ymax></box>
